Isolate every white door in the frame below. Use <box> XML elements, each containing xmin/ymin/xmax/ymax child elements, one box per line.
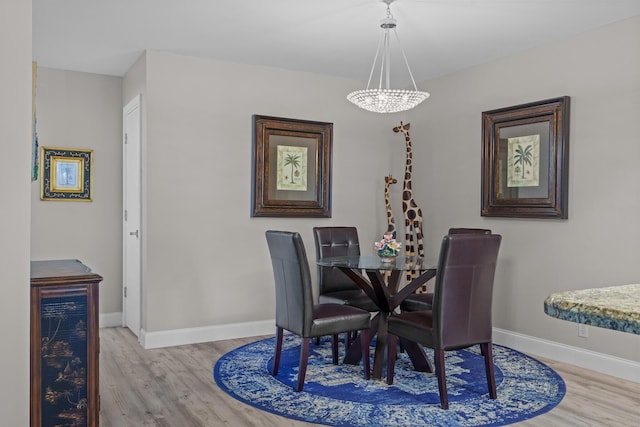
<box><xmin>123</xmin><ymin>94</ymin><xmax>142</xmax><ymax>337</ymax></box>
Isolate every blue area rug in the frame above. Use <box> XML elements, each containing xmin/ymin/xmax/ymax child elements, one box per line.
<box><xmin>214</xmin><ymin>334</ymin><xmax>565</xmax><ymax>426</ymax></box>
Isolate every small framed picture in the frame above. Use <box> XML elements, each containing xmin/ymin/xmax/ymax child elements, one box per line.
<box><xmin>41</xmin><ymin>147</ymin><xmax>93</xmax><ymax>201</ymax></box>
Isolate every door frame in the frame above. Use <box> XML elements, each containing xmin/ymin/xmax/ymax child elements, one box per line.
<box><xmin>122</xmin><ymin>94</ymin><xmax>142</xmax><ymax>338</ymax></box>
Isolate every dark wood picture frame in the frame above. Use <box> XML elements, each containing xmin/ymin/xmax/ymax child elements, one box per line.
<box><xmin>481</xmin><ymin>96</ymin><xmax>570</xmax><ymax>219</ymax></box>
<box><xmin>251</xmin><ymin>115</ymin><xmax>332</xmax><ymax>217</ymax></box>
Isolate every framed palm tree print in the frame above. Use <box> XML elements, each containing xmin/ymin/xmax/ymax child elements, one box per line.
<box><xmin>251</xmin><ymin>115</ymin><xmax>332</xmax><ymax>217</ymax></box>
<box><xmin>481</xmin><ymin>97</ymin><xmax>570</xmax><ymax>218</ymax></box>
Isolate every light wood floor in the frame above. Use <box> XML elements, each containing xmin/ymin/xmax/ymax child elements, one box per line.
<box><xmin>100</xmin><ymin>327</ymin><xmax>639</xmax><ymax>426</ymax></box>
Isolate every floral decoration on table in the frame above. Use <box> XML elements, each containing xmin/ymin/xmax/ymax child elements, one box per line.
<box><xmin>375</xmin><ymin>234</ymin><xmax>402</xmax><ymax>260</ymax></box>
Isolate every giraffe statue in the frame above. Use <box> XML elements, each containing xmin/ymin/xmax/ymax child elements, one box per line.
<box><xmin>393</xmin><ymin>121</ymin><xmax>426</xmax><ymax>287</ymax></box>
<box><xmin>380</xmin><ymin>174</ymin><xmax>398</xmax><ymax>285</ymax></box>
<box><xmin>383</xmin><ymin>175</ymin><xmax>398</xmax><ymax>239</ymax></box>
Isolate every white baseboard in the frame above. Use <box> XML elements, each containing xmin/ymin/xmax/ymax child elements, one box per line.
<box><xmin>100</xmin><ymin>312</ymin><xmax>123</xmax><ymax>328</ymax></box>
<box><xmin>99</xmin><ymin>317</ymin><xmax>638</xmax><ymax>383</ymax></box>
<box><xmin>139</xmin><ymin>319</ymin><xmax>275</xmax><ymax>349</ymax></box>
<box><xmin>493</xmin><ymin>327</ymin><xmax>640</xmax><ymax>383</ymax></box>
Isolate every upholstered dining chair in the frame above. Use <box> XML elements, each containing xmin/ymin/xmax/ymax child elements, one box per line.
<box><xmin>265</xmin><ymin>230</ymin><xmax>371</xmax><ymax>392</ymax></box>
<box><xmin>312</xmin><ymin>226</ymin><xmax>378</xmax><ymax>312</ymax></box>
<box><xmin>400</xmin><ymin>228</ymin><xmax>492</xmax><ymax>312</ymax></box>
<box><xmin>387</xmin><ymin>233</ymin><xmax>502</xmax><ymax>409</ymax></box>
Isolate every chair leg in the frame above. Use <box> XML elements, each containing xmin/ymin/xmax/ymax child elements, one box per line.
<box><xmin>332</xmin><ymin>334</ymin><xmax>339</xmax><ymax>365</ymax></box>
<box><xmin>434</xmin><ymin>348</ymin><xmax>449</xmax><ymax>409</ymax></box>
<box><xmin>482</xmin><ymin>342</ymin><xmax>497</xmax><ymax>400</ymax></box>
<box><xmin>315</xmin><ymin>337</ymin><xmax>320</xmax><ymax>345</ymax></box>
<box><xmin>386</xmin><ymin>333</ymin><xmax>398</xmax><ymax>385</ymax></box>
<box><xmin>272</xmin><ymin>327</ymin><xmax>283</xmax><ymax>376</ymax></box>
<box><xmin>346</xmin><ymin>331</ymin><xmax>352</xmax><ymax>349</ymax></box>
<box><xmin>360</xmin><ymin>329</ymin><xmax>370</xmax><ymax>380</ymax></box>
<box><xmin>296</xmin><ymin>338</ymin><xmax>311</xmax><ymax>392</ymax></box>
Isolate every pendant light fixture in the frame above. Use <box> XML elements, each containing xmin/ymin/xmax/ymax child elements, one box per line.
<box><xmin>347</xmin><ymin>0</ymin><xmax>429</xmax><ymax>114</ymax></box>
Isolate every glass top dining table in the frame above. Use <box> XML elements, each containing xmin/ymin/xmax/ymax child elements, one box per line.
<box><xmin>317</xmin><ymin>255</ymin><xmax>437</xmax><ymax>380</ymax></box>
<box><xmin>317</xmin><ymin>255</ymin><xmax>432</xmax><ymax>271</ymax></box>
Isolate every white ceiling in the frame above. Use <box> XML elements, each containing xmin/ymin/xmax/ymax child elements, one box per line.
<box><xmin>33</xmin><ymin>0</ymin><xmax>640</xmax><ymax>86</ymax></box>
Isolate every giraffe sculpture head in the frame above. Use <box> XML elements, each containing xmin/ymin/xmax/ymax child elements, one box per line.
<box><xmin>384</xmin><ymin>175</ymin><xmax>398</xmax><ymax>186</ymax></box>
<box><xmin>393</xmin><ymin>121</ymin><xmax>413</xmax><ymax>188</ymax></box>
<box><xmin>392</xmin><ymin>121</ymin><xmax>410</xmax><ymax>135</ymax></box>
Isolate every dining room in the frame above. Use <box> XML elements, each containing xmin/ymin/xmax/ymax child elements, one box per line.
<box><xmin>30</xmin><ymin>13</ymin><xmax>639</xmax><ymax>372</ymax></box>
<box><xmin>4</xmin><ymin>1</ymin><xmax>639</xmax><ymax>425</ymax></box>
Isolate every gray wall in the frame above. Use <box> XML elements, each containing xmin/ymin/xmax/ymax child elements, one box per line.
<box><xmin>406</xmin><ymin>16</ymin><xmax>640</xmax><ymax>361</ymax></box>
<box><xmin>31</xmin><ymin>68</ymin><xmax>124</xmax><ymax>317</ymax></box>
<box><xmin>0</xmin><ymin>0</ymin><xmax>31</xmax><ymax>423</ymax></box>
<box><xmin>129</xmin><ymin>51</ymin><xmax>402</xmax><ymax>333</ymax></box>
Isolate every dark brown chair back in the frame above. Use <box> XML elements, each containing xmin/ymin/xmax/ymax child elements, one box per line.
<box><xmin>313</xmin><ymin>227</ymin><xmax>361</xmax><ymax>294</ymax></box>
<box><xmin>432</xmin><ymin>234</ymin><xmax>502</xmax><ymax>349</ymax></box>
<box><xmin>265</xmin><ymin>230</ymin><xmax>314</xmax><ymax>337</ymax></box>
<box><xmin>447</xmin><ymin>227</ymin><xmax>492</xmax><ymax>235</ymax></box>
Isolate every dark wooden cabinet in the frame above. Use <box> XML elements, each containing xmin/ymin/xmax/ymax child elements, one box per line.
<box><xmin>30</xmin><ymin>259</ymin><xmax>103</xmax><ymax>427</ymax></box>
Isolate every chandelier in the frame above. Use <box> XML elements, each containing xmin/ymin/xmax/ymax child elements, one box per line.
<box><xmin>347</xmin><ymin>0</ymin><xmax>429</xmax><ymax>114</ymax></box>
